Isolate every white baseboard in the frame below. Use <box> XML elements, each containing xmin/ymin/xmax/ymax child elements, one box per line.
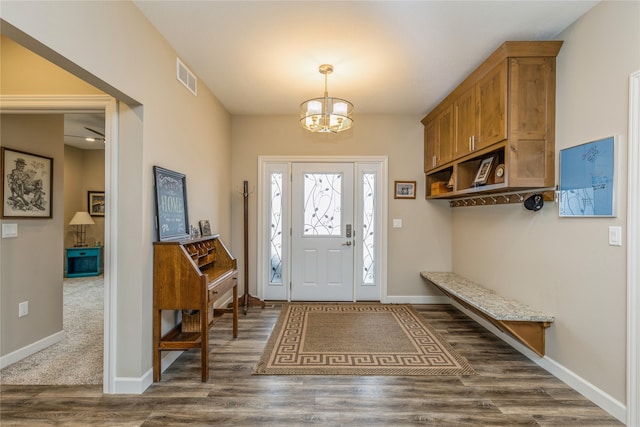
<box><xmin>0</xmin><ymin>330</ymin><xmax>65</xmax><ymax>369</ymax></box>
<box><xmin>111</xmin><ymin>350</ymin><xmax>183</xmax><ymax>395</ymax></box>
<box><xmin>449</xmin><ymin>300</ymin><xmax>627</xmax><ymax>424</ymax></box>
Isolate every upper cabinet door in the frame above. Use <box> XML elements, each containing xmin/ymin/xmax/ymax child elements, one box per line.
<box><xmin>454</xmin><ymin>86</ymin><xmax>476</xmax><ymax>159</ymax></box>
<box><xmin>476</xmin><ymin>61</ymin><xmax>508</xmax><ymax>150</ymax></box>
<box><xmin>438</xmin><ymin>105</ymin><xmax>454</xmax><ymax>165</ymax></box>
<box><xmin>424</xmin><ymin>120</ymin><xmax>438</xmax><ymax>172</ymax></box>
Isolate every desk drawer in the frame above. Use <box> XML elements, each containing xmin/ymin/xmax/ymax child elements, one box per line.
<box><xmin>208</xmin><ymin>273</ymin><xmax>237</xmax><ymax>301</ymax></box>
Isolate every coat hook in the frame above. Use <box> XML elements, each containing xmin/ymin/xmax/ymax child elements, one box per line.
<box><xmin>491</xmin><ymin>196</ymin><xmax>497</xmax><ymax>204</ymax></box>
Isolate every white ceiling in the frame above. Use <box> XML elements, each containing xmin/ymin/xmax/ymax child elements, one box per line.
<box><xmin>133</xmin><ymin>1</ymin><xmax>597</xmax><ymax>117</ymax></box>
<box><xmin>64</xmin><ymin>113</ymin><xmax>105</xmax><ymax>150</ymax></box>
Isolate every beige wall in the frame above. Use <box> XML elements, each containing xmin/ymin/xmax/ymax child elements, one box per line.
<box><xmin>230</xmin><ymin>114</ymin><xmax>453</xmax><ymax>299</ymax></box>
<box><xmin>1</xmin><ymin>1</ymin><xmax>232</xmax><ymax>384</ymax></box>
<box><xmin>0</xmin><ymin>114</ymin><xmax>65</xmax><ymax>356</ymax></box>
<box><xmin>451</xmin><ymin>1</ymin><xmax>639</xmax><ymax>404</ymax></box>
<box><xmin>0</xmin><ymin>36</ymin><xmax>103</xmax><ymax>95</ymax></box>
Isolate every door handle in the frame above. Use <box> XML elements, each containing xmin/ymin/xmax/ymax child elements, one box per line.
<box><xmin>342</xmin><ymin>241</ymin><xmax>352</xmax><ymax>246</ymax></box>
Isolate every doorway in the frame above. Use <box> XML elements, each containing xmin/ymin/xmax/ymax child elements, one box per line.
<box><xmin>258</xmin><ymin>156</ymin><xmax>388</xmax><ymax>303</ymax></box>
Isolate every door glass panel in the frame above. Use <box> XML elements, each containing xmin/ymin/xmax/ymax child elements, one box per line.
<box><xmin>270</xmin><ymin>172</ymin><xmax>283</xmax><ymax>284</ymax></box>
<box><xmin>303</xmin><ymin>173</ymin><xmax>342</xmax><ymax>236</ymax></box>
<box><xmin>362</xmin><ymin>173</ymin><xmax>375</xmax><ymax>284</ymax></box>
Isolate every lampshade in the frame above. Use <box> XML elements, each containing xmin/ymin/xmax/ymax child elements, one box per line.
<box><xmin>69</xmin><ymin>211</ymin><xmax>95</xmax><ymax>226</ymax></box>
<box><xmin>300</xmin><ymin>64</ymin><xmax>354</xmax><ymax>133</ymax></box>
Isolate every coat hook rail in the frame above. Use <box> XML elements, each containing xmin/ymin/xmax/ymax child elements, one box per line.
<box><xmin>449</xmin><ymin>189</ymin><xmax>555</xmax><ymax>208</ymax></box>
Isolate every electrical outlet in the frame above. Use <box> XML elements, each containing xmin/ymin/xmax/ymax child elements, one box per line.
<box><xmin>18</xmin><ymin>301</ymin><xmax>28</xmax><ymax>317</ymax></box>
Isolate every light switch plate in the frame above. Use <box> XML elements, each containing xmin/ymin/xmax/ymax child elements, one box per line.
<box><xmin>2</xmin><ymin>223</ymin><xmax>18</xmax><ymax>238</ymax></box>
<box><xmin>392</xmin><ymin>219</ymin><xmax>402</xmax><ymax>228</ymax></box>
<box><xmin>608</xmin><ymin>226</ymin><xmax>622</xmax><ymax>246</ymax></box>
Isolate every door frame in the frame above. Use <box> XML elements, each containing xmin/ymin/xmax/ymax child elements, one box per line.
<box><xmin>627</xmin><ymin>70</ymin><xmax>640</xmax><ymax>426</ymax></box>
<box><xmin>0</xmin><ymin>94</ymin><xmax>118</xmax><ymax>394</ymax></box>
<box><xmin>257</xmin><ymin>155</ymin><xmax>388</xmax><ymax>303</ymax></box>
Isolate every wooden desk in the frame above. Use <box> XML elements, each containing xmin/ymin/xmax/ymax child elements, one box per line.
<box><xmin>153</xmin><ymin>234</ymin><xmax>238</xmax><ymax>382</ymax></box>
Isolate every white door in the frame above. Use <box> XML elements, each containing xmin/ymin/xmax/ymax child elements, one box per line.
<box><xmin>291</xmin><ymin>163</ymin><xmax>354</xmax><ymax>301</ymax></box>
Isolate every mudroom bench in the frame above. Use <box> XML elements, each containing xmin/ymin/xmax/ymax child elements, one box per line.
<box><xmin>420</xmin><ymin>271</ymin><xmax>554</xmax><ymax>357</ymax></box>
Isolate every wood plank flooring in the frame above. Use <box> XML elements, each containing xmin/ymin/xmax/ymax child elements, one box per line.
<box><xmin>1</xmin><ymin>304</ymin><xmax>622</xmax><ymax>426</ymax></box>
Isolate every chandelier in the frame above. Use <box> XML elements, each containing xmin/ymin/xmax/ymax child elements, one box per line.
<box><xmin>300</xmin><ymin>64</ymin><xmax>354</xmax><ymax>133</ymax></box>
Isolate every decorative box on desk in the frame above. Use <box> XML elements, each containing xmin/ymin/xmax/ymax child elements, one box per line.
<box><xmin>153</xmin><ymin>234</ymin><xmax>238</xmax><ymax>382</ymax></box>
<box><xmin>65</xmin><ymin>246</ymin><xmax>101</xmax><ymax>278</ymax></box>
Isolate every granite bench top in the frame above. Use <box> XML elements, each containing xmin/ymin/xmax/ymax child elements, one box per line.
<box><xmin>420</xmin><ymin>271</ymin><xmax>554</xmax><ymax>323</ymax></box>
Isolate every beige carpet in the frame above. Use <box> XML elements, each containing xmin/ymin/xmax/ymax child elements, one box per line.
<box><xmin>254</xmin><ymin>303</ymin><xmax>476</xmax><ymax>376</ymax></box>
<box><xmin>0</xmin><ymin>276</ymin><xmax>103</xmax><ymax>385</ymax></box>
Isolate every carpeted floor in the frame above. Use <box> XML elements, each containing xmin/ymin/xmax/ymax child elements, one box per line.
<box><xmin>0</xmin><ymin>276</ymin><xmax>103</xmax><ymax>385</ymax></box>
<box><xmin>254</xmin><ymin>303</ymin><xmax>476</xmax><ymax>376</ymax></box>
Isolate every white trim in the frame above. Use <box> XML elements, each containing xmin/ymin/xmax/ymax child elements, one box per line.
<box><xmin>258</xmin><ymin>156</ymin><xmax>388</xmax><ymax>302</ymax></box>
<box><xmin>452</xmin><ymin>301</ymin><xmax>626</xmax><ymax>423</ymax></box>
<box><xmin>112</xmin><ymin>351</ymin><xmax>182</xmax><ymax>395</ymax></box>
<box><xmin>627</xmin><ymin>70</ymin><xmax>640</xmax><ymax>427</ymax></box>
<box><xmin>0</xmin><ymin>94</ymin><xmax>118</xmax><ymax>394</ymax></box>
<box><xmin>0</xmin><ymin>330</ymin><xmax>65</xmax><ymax>369</ymax></box>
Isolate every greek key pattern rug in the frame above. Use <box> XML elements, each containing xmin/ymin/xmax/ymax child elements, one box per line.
<box><xmin>254</xmin><ymin>304</ymin><xmax>476</xmax><ymax>376</ymax></box>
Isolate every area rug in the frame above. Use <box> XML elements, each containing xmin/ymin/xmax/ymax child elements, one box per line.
<box><xmin>254</xmin><ymin>303</ymin><xmax>475</xmax><ymax>376</ymax></box>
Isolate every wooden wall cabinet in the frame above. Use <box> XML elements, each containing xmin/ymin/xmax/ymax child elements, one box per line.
<box><xmin>153</xmin><ymin>234</ymin><xmax>238</xmax><ymax>382</ymax></box>
<box><xmin>422</xmin><ymin>41</ymin><xmax>562</xmax><ymax>199</ymax></box>
<box><xmin>424</xmin><ymin>105</ymin><xmax>453</xmax><ymax>172</ymax></box>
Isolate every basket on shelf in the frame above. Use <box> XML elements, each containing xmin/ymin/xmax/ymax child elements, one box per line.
<box><xmin>181</xmin><ymin>305</ymin><xmax>214</xmax><ymax>333</ymax></box>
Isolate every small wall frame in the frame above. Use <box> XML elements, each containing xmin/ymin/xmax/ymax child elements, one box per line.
<box><xmin>394</xmin><ymin>181</ymin><xmax>416</xmax><ymax>199</ymax></box>
<box><xmin>88</xmin><ymin>191</ymin><xmax>105</xmax><ymax>216</ymax></box>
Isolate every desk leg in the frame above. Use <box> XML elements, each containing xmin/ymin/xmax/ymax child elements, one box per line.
<box><xmin>232</xmin><ymin>280</ymin><xmax>239</xmax><ymax>338</ymax></box>
<box><xmin>153</xmin><ymin>308</ymin><xmax>161</xmax><ymax>382</ymax></box>
<box><xmin>201</xmin><ymin>304</ymin><xmax>209</xmax><ymax>382</ymax></box>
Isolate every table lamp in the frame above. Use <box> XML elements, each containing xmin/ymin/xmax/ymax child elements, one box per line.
<box><xmin>69</xmin><ymin>211</ymin><xmax>95</xmax><ymax>247</ymax></box>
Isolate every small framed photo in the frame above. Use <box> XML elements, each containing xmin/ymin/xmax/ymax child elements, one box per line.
<box><xmin>88</xmin><ymin>191</ymin><xmax>105</xmax><ymax>217</ymax></box>
<box><xmin>394</xmin><ymin>181</ymin><xmax>416</xmax><ymax>199</ymax></box>
<box><xmin>199</xmin><ymin>220</ymin><xmax>212</xmax><ymax>236</ymax></box>
<box><xmin>473</xmin><ymin>157</ymin><xmax>494</xmax><ymax>186</ymax></box>
<box><xmin>1</xmin><ymin>147</ymin><xmax>53</xmax><ymax>218</ymax></box>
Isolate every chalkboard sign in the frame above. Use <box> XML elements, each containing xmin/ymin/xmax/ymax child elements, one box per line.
<box><xmin>153</xmin><ymin>166</ymin><xmax>189</xmax><ymax>240</ymax></box>
<box><xmin>559</xmin><ymin>136</ymin><xmax>615</xmax><ymax>217</ymax></box>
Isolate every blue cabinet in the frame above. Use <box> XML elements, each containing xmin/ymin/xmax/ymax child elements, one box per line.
<box><xmin>65</xmin><ymin>247</ymin><xmax>101</xmax><ymax>278</ymax></box>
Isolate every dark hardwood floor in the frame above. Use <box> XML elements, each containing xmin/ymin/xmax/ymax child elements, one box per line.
<box><xmin>1</xmin><ymin>304</ymin><xmax>622</xmax><ymax>426</ymax></box>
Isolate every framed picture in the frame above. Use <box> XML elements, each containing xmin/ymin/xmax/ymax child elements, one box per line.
<box><xmin>559</xmin><ymin>136</ymin><xmax>615</xmax><ymax>217</ymax></box>
<box><xmin>199</xmin><ymin>220</ymin><xmax>212</xmax><ymax>236</ymax></box>
<box><xmin>473</xmin><ymin>157</ymin><xmax>494</xmax><ymax>186</ymax></box>
<box><xmin>88</xmin><ymin>191</ymin><xmax>105</xmax><ymax>217</ymax></box>
<box><xmin>1</xmin><ymin>147</ymin><xmax>53</xmax><ymax>218</ymax></box>
<box><xmin>394</xmin><ymin>181</ymin><xmax>416</xmax><ymax>199</ymax></box>
<box><xmin>153</xmin><ymin>166</ymin><xmax>189</xmax><ymax>241</ymax></box>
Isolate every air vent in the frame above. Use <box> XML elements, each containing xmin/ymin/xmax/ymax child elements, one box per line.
<box><xmin>176</xmin><ymin>58</ymin><xmax>197</xmax><ymax>96</ymax></box>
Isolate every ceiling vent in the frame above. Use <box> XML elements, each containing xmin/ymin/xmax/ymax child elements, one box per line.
<box><xmin>176</xmin><ymin>58</ymin><xmax>197</xmax><ymax>96</ymax></box>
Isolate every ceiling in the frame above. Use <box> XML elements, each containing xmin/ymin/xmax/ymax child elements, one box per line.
<box><xmin>64</xmin><ymin>113</ymin><xmax>105</xmax><ymax>150</ymax></box>
<box><xmin>132</xmin><ymin>1</ymin><xmax>597</xmax><ymax>117</ymax></box>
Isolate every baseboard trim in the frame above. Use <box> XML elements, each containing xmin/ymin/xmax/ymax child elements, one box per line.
<box><xmin>450</xmin><ymin>300</ymin><xmax>626</xmax><ymax>424</ymax></box>
<box><xmin>0</xmin><ymin>330</ymin><xmax>65</xmax><ymax>369</ymax></box>
<box><xmin>112</xmin><ymin>351</ymin><xmax>183</xmax><ymax>395</ymax></box>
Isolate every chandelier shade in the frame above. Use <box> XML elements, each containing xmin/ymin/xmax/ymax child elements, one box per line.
<box><xmin>300</xmin><ymin>64</ymin><xmax>354</xmax><ymax>133</ymax></box>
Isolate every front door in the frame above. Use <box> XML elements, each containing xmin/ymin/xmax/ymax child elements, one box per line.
<box><xmin>291</xmin><ymin>163</ymin><xmax>354</xmax><ymax>301</ymax></box>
